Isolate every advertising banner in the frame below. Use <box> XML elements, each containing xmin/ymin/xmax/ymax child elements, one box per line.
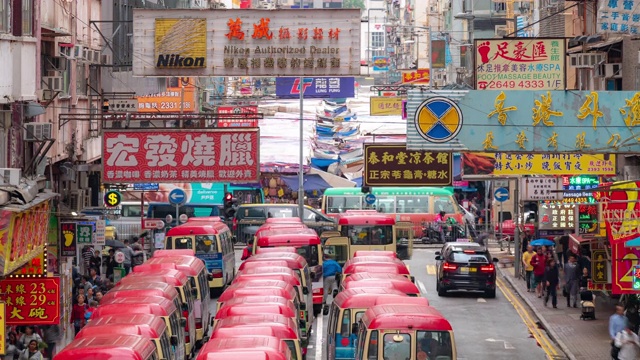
<box><xmin>133</xmin><ymin>9</ymin><xmax>361</xmax><ymax>77</ymax></box>
<box><xmin>595</xmin><ymin>181</ymin><xmax>640</xmax><ymax>245</ymax></box>
<box><xmin>3</xmin><ymin>200</ymin><xmax>52</xmax><ymax>276</ymax></box>
<box><xmin>520</xmin><ymin>177</ymin><xmax>562</xmax><ymax>201</ymax></box>
<box><xmin>364</xmin><ymin>144</ymin><xmax>452</xmax><ymax>186</ymax></box>
<box><xmin>597</xmin><ymin>0</ymin><xmax>640</xmax><ymax>34</ymax></box>
<box><xmin>401</xmin><ymin>69</ymin><xmax>430</xmax><ymax>84</ymax></box>
<box><xmin>103</xmin><ymin>129</ymin><xmax>260</xmax><ymax>183</ymax></box>
<box><xmin>137</xmin><ymin>77</ymin><xmax>196</xmax><ymax>113</ymax></box>
<box><xmin>431</xmin><ymin>40</ymin><xmax>446</xmax><ymax>68</ymax></box>
<box><xmin>216</xmin><ymin>106</ymin><xmax>259</xmax><ymax>127</ymax></box>
<box><xmin>474</xmin><ymin>39</ymin><xmax>565</xmax><ymax>90</ymax></box>
<box><xmin>372</xmin><ymin>56</ymin><xmax>390</xmax><ymax>71</ymax></box>
<box><xmin>275</xmin><ymin>77</ymin><xmax>355</xmax><ymax>99</ymax></box>
<box><xmin>0</xmin><ymin>277</ymin><xmax>60</xmax><ymax>325</ymax></box>
<box><xmin>407</xmin><ymin>90</ymin><xmax>640</xmax><ymax>153</ymax></box>
<box><xmin>76</xmin><ymin>224</ymin><xmax>93</xmax><ymax>244</ymax></box>
<box><xmin>370</xmin><ymin>97</ymin><xmax>403</xmax><ymax>116</ymax></box>
<box><xmin>461</xmin><ymin>153</ymin><xmax>615</xmax><ymax>176</ymax></box>
<box><xmin>47</xmin><ymin>216</ymin><xmax>59</xmax><ymax>275</ymax></box>
<box><xmin>612</xmin><ymin>242</ymin><xmax>640</xmax><ymax>294</ymax></box>
<box><xmin>122</xmin><ymin>183</ymin><xmax>262</xmax><ymax>204</ymax></box>
<box><xmin>538</xmin><ymin>203</ymin><xmax>574</xmax><ymax>230</ymax></box>
<box><xmin>60</xmin><ymin>223</ymin><xmax>77</xmax><ymax>257</ymax></box>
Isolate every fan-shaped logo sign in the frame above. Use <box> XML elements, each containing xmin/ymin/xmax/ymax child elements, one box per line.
<box><xmin>414</xmin><ymin>97</ymin><xmax>463</xmax><ymax>143</ymax></box>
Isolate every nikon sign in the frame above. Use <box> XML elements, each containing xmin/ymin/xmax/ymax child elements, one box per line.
<box><xmin>133</xmin><ymin>9</ymin><xmax>361</xmax><ymax>77</ymax></box>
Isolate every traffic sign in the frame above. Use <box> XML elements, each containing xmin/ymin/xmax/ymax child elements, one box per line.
<box><xmin>168</xmin><ymin>188</ymin><xmax>187</xmax><ymax>206</ymax></box>
<box><xmin>364</xmin><ymin>193</ymin><xmax>376</xmax><ymax>205</ymax></box>
<box><xmin>179</xmin><ymin>214</ymin><xmax>189</xmax><ymax>223</ymax></box>
<box><xmin>115</xmin><ymin>251</ymin><xmax>125</xmax><ymax>264</ymax></box>
<box><xmin>133</xmin><ymin>183</ymin><xmax>159</xmax><ymax>191</ymax></box>
<box><xmin>143</xmin><ymin>219</ymin><xmax>165</xmax><ymax>230</ymax></box>
<box><xmin>494</xmin><ymin>187</ymin><xmax>509</xmax><ymax>202</ymax></box>
<box><xmin>104</xmin><ymin>190</ymin><xmax>122</xmax><ymax>207</ymax></box>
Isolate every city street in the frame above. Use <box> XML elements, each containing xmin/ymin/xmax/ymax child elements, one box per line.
<box><xmin>204</xmin><ymin>248</ymin><xmax>562</xmax><ymax>360</ymax></box>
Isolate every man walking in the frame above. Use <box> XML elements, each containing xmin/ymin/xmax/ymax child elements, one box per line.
<box><xmin>322</xmin><ymin>254</ymin><xmax>342</xmax><ymax>315</ymax></box>
<box><xmin>522</xmin><ymin>245</ymin><xmax>535</xmax><ymax>292</ymax></box>
<box><xmin>544</xmin><ymin>258</ymin><xmax>560</xmax><ymax>308</ymax></box>
<box><xmin>119</xmin><ymin>240</ymin><xmax>142</xmax><ymax>274</ymax></box>
<box><xmin>564</xmin><ymin>254</ymin><xmax>580</xmax><ymax>307</ymax></box>
<box><xmin>610</xmin><ymin>305</ymin><xmax>628</xmax><ymax>359</ymax></box>
<box><xmin>530</xmin><ymin>247</ymin><xmax>546</xmax><ymax>298</ymax></box>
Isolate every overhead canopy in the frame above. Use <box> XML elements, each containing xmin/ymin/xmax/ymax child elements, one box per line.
<box><xmin>308</xmin><ymin>167</ymin><xmax>356</xmax><ymax>188</ymax></box>
<box><xmin>280</xmin><ymin>174</ymin><xmax>332</xmax><ymax>192</ymax></box>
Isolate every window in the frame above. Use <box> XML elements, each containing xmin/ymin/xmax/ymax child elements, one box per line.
<box><xmin>340</xmin><ymin>309</ymin><xmax>351</xmax><ymax>337</ymax></box>
<box><xmin>449</xmin><ymin>251</ymin><xmax>489</xmax><ymax>264</ymax></box>
<box><xmin>370</xmin><ymin>197</ymin><xmax>394</xmax><ymax>213</ymax></box>
<box><xmin>159</xmin><ymin>331</ymin><xmax>172</xmax><ymax>360</ymax></box>
<box><xmin>21</xmin><ymin>0</ymin><xmax>32</xmax><ymax>35</ymax></box>
<box><xmin>416</xmin><ymin>331</ymin><xmax>453</xmax><ymax>360</ymax></box>
<box><xmin>382</xmin><ymin>333</ymin><xmax>411</xmax><ymax>360</ymax></box>
<box><xmin>327</xmin><ymin>196</ymin><xmax>362</xmax><ymax>214</ymax></box>
<box><xmin>122</xmin><ymin>205</ymin><xmax>142</xmax><ymax>218</ymax></box>
<box><xmin>341</xmin><ymin>225</ymin><xmax>394</xmax><ymax>246</ymax></box>
<box><xmin>367</xmin><ymin>330</ymin><xmax>379</xmax><ymax>359</ymax></box>
<box><xmin>371</xmin><ymin>31</ymin><xmax>384</xmax><ymax>48</ymax></box>
<box><xmin>296</xmin><ymin>245</ymin><xmax>319</xmax><ymax>267</ymax></box>
<box><xmin>174</xmin><ymin>237</ymin><xmax>193</xmax><ymax>251</ymax></box>
<box><xmin>396</xmin><ymin>196</ymin><xmax>429</xmax><ymax>213</ymax></box>
<box><xmin>434</xmin><ymin>196</ymin><xmax>456</xmax><ymax>214</ymax></box>
<box><xmin>284</xmin><ymin>340</ymin><xmax>299</xmax><ymax>360</ymax></box>
<box><xmin>195</xmin><ymin>235</ymin><xmax>215</xmax><ymax>254</ymax></box>
<box><xmin>0</xmin><ymin>0</ymin><xmax>9</xmax><ymax>33</ymax></box>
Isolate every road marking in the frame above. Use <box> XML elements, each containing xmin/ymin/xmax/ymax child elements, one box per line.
<box><xmin>485</xmin><ymin>338</ymin><xmax>515</xmax><ymax>350</ymax></box>
<box><xmin>315</xmin><ymin>312</ymin><xmax>323</xmax><ymax>360</ymax></box>
<box><xmin>426</xmin><ymin>265</ymin><xmax>436</xmax><ymax>275</ymax></box>
<box><xmin>417</xmin><ymin>280</ymin><xmax>428</xmax><ymax>295</ymax></box>
<box><xmin>496</xmin><ymin>277</ymin><xmax>560</xmax><ymax>358</ymax></box>
<box><xmin>477</xmin><ymin>298</ymin><xmax>487</xmax><ymax>303</ymax></box>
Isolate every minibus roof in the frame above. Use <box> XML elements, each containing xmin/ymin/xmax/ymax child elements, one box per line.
<box><xmin>127</xmin><ymin>268</ymin><xmax>189</xmax><ymax>285</ymax></box>
<box><xmin>92</xmin><ymin>296</ymin><xmax>176</xmax><ymax>319</ymax></box>
<box><xmin>215</xmin><ymin>303</ymin><xmax>297</xmax><ymax>320</ymax></box>
<box><xmin>147</xmin><ymin>256</ymin><xmax>207</xmax><ymax>275</ymax></box>
<box><xmin>362</xmin><ymin>305</ymin><xmax>452</xmax><ymax>331</ymax></box>
<box><xmin>353</xmin><ymin>250</ymin><xmax>397</xmax><ymax>258</ymax></box>
<box><xmin>55</xmin><ymin>334</ymin><xmax>156</xmax><ymax>360</ymax></box>
<box><xmin>343</xmin><ymin>279</ymin><xmax>420</xmax><ymax>294</ymax></box>
<box><xmin>256</xmin><ymin>233</ymin><xmax>321</xmax><ymax>247</ymax></box>
<box><xmin>218</xmin><ymin>286</ymin><xmax>296</xmax><ymax>303</ymax></box>
<box><xmin>343</xmin><ymin>263</ymin><xmax>410</xmax><ymax>275</ymax></box>
<box><xmin>255</xmin><ymin>247</ymin><xmax>298</xmax><ymax>255</ymax></box>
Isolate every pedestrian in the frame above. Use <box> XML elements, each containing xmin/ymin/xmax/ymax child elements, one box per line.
<box><xmin>522</xmin><ymin>245</ymin><xmax>535</xmax><ymax>292</ymax></box>
<box><xmin>6</xmin><ymin>331</ymin><xmax>24</xmax><ymax>359</ymax></box>
<box><xmin>42</xmin><ymin>325</ymin><xmax>61</xmax><ymax>360</ymax></box>
<box><xmin>564</xmin><ymin>254</ymin><xmax>580</xmax><ymax>308</ymax></box>
<box><xmin>71</xmin><ymin>294</ymin><xmax>88</xmax><ymax>335</ymax></box>
<box><xmin>530</xmin><ymin>247</ymin><xmax>546</xmax><ymax>298</ymax></box>
<box><xmin>119</xmin><ymin>240</ymin><xmax>142</xmax><ymax>274</ymax></box>
<box><xmin>105</xmin><ymin>249</ymin><xmax>117</xmax><ymax>281</ymax></box>
<box><xmin>241</xmin><ymin>239</ymin><xmax>254</xmax><ymax>261</ymax></box>
<box><xmin>18</xmin><ymin>340</ymin><xmax>42</xmax><ymax>360</ymax></box>
<box><xmin>544</xmin><ymin>258</ymin><xmax>560</xmax><ymax>308</ymax></box>
<box><xmin>434</xmin><ymin>211</ymin><xmax>447</xmax><ymax>242</ymax></box>
<box><xmin>557</xmin><ymin>236</ymin><xmax>568</xmax><ymax>266</ymax></box>
<box><xmin>94</xmin><ymin>290</ymin><xmax>103</xmax><ymax>304</ymax></box>
<box><xmin>81</xmin><ymin>245</ymin><xmax>93</xmax><ymax>275</ymax></box>
<box><xmin>89</xmin><ymin>249</ymin><xmax>102</xmax><ymax>275</ymax></box>
<box><xmin>88</xmin><ymin>268</ymin><xmax>101</xmax><ymax>287</ymax></box>
<box><xmin>18</xmin><ymin>326</ymin><xmax>41</xmax><ymax>350</ymax></box>
<box><xmin>322</xmin><ymin>254</ymin><xmax>342</xmax><ymax>315</ymax></box>
<box><xmin>614</xmin><ymin>321</ymin><xmax>640</xmax><ymax>360</ymax></box>
<box><xmin>131</xmin><ymin>237</ymin><xmax>144</xmax><ymax>269</ymax></box>
<box><xmin>611</xmin><ymin>304</ymin><xmax>628</xmax><ymax>359</ymax></box>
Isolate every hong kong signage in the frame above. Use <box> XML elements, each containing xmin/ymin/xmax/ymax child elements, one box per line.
<box><xmin>0</xmin><ymin>277</ymin><xmax>60</xmax><ymax>325</ymax></box>
<box><xmin>133</xmin><ymin>9</ymin><xmax>361</xmax><ymax>77</ymax></box>
<box><xmin>364</xmin><ymin>144</ymin><xmax>452</xmax><ymax>187</ymax></box>
<box><xmin>474</xmin><ymin>39</ymin><xmax>565</xmax><ymax>90</ymax></box>
<box><xmin>275</xmin><ymin>77</ymin><xmax>355</xmax><ymax>99</ymax></box>
<box><xmin>407</xmin><ymin>90</ymin><xmax>640</xmax><ymax>153</ymax></box>
<box><xmin>595</xmin><ymin>181</ymin><xmax>640</xmax><ymax>245</ymax></box>
<box><xmin>102</xmin><ymin>129</ymin><xmax>260</xmax><ymax>183</ymax></box>
<box><xmin>462</xmin><ymin>153</ymin><xmax>615</xmax><ymax>176</ymax></box>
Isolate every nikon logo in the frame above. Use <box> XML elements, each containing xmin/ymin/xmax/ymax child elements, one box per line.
<box><xmin>156</xmin><ymin>54</ymin><xmax>205</xmax><ymax>68</ymax></box>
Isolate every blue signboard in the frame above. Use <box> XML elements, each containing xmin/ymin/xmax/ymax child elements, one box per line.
<box><xmin>494</xmin><ymin>188</ymin><xmax>509</xmax><ymax>202</ymax></box>
<box><xmin>275</xmin><ymin>77</ymin><xmax>355</xmax><ymax>99</ymax></box>
<box><xmin>133</xmin><ymin>183</ymin><xmax>159</xmax><ymax>191</ymax></box>
<box><xmin>372</xmin><ymin>56</ymin><xmax>390</xmax><ymax>71</ymax></box>
<box><xmin>168</xmin><ymin>188</ymin><xmax>187</xmax><ymax>206</ymax></box>
<box><xmin>407</xmin><ymin>90</ymin><xmax>640</xmax><ymax>153</ymax></box>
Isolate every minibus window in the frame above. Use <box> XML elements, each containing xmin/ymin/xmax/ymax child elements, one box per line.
<box><xmin>341</xmin><ymin>226</ymin><xmax>393</xmax><ymax>246</ymax></box>
<box><xmin>284</xmin><ymin>340</ymin><xmax>298</xmax><ymax>360</ymax></box>
<box><xmin>149</xmin><ymin>352</ymin><xmax>159</xmax><ymax>360</ymax></box>
<box><xmin>340</xmin><ymin>309</ymin><xmax>351</xmax><ymax>337</ymax></box>
<box><xmin>174</xmin><ymin>237</ymin><xmax>193</xmax><ymax>250</ymax></box>
<box><xmin>327</xmin><ymin>304</ymin><xmax>337</xmax><ymax>337</ymax></box>
<box><xmin>159</xmin><ymin>332</ymin><xmax>172</xmax><ymax>359</ymax></box>
<box><xmin>382</xmin><ymin>333</ymin><xmax>410</xmax><ymax>360</ymax></box>
<box><xmin>355</xmin><ymin>311</ymin><xmax>364</xmax><ymax>324</ymax></box>
<box><xmin>169</xmin><ymin>313</ymin><xmax>181</xmax><ymax>340</ymax></box>
<box><xmin>416</xmin><ymin>331</ymin><xmax>453</xmax><ymax>360</ymax></box>
<box><xmin>195</xmin><ymin>235</ymin><xmax>215</xmax><ymax>254</ymax></box>
<box><xmin>296</xmin><ymin>246</ymin><xmax>319</xmax><ymax>267</ymax></box>
<box><xmin>165</xmin><ymin>237</ymin><xmax>174</xmax><ymax>250</ymax></box>
<box><xmin>367</xmin><ymin>330</ymin><xmax>378</xmax><ymax>360</ymax></box>
<box><xmin>198</xmin><ymin>270</ymin><xmax>208</xmax><ymax>300</ymax></box>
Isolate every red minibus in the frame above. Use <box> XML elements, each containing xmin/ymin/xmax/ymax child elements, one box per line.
<box><xmin>342</xmin><ymin>279</ymin><xmax>421</xmax><ymax>297</ymax></box>
<box><xmin>256</xmin><ymin>246</ymin><xmax>298</xmax><ymax>254</ymax></box>
<box><xmin>212</xmin><ymin>326</ymin><xmax>303</xmax><ymax>360</ymax></box>
<box><xmin>353</xmin><ymin>250</ymin><xmax>397</xmax><ymax>258</ymax></box>
<box><xmin>217</xmin><ymin>280</ymin><xmax>299</xmax><ymax>311</ymax></box>
<box><xmin>196</xmin><ymin>336</ymin><xmax>292</xmax><ymax>360</ymax></box>
<box><xmin>77</xmin><ymin>321</ymin><xmax>173</xmax><ymax>360</ymax></box>
<box><xmin>54</xmin><ymin>335</ymin><xmax>157</xmax><ymax>360</ymax></box>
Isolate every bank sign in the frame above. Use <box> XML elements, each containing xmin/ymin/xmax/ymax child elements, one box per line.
<box><xmin>275</xmin><ymin>77</ymin><xmax>355</xmax><ymax>98</ymax></box>
<box><xmin>133</xmin><ymin>9</ymin><xmax>361</xmax><ymax>77</ymax></box>
<box><xmin>406</xmin><ymin>90</ymin><xmax>640</xmax><ymax>153</ymax></box>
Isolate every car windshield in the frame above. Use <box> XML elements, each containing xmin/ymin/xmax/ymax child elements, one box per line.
<box><xmin>417</xmin><ymin>331</ymin><xmax>453</xmax><ymax>360</ymax></box>
<box><xmin>341</xmin><ymin>225</ymin><xmax>393</xmax><ymax>246</ymax></box>
<box><xmin>296</xmin><ymin>245</ymin><xmax>319</xmax><ymax>267</ymax></box>
<box><xmin>449</xmin><ymin>251</ymin><xmax>489</xmax><ymax>264</ymax></box>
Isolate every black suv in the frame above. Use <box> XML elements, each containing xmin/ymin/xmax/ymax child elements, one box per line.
<box><xmin>435</xmin><ymin>242</ymin><xmax>499</xmax><ymax>298</ymax></box>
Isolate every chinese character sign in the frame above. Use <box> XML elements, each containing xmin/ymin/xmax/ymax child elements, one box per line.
<box><xmin>520</xmin><ymin>177</ymin><xmax>562</xmax><ymax>201</ymax></box>
<box><xmin>0</xmin><ymin>302</ymin><xmax>5</xmax><ymax>354</ymax></box>
<box><xmin>60</xmin><ymin>223</ymin><xmax>77</xmax><ymax>257</ymax></box>
<box><xmin>538</xmin><ymin>203</ymin><xmax>575</xmax><ymax>230</ymax></box>
<box><xmin>275</xmin><ymin>77</ymin><xmax>355</xmax><ymax>99</ymax></box>
<box><xmin>364</xmin><ymin>144</ymin><xmax>452</xmax><ymax>186</ymax></box>
<box><xmin>0</xmin><ymin>277</ymin><xmax>60</xmax><ymax>325</ymax></box>
<box><xmin>6</xmin><ymin>201</ymin><xmax>51</xmax><ymax>277</ymax></box>
<box><xmin>474</xmin><ymin>39</ymin><xmax>565</xmax><ymax>90</ymax></box>
<box><xmin>598</xmin><ymin>0</ymin><xmax>640</xmax><ymax>34</ymax></box>
<box><xmin>401</xmin><ymin>69</ymin><xmax>430</xmax><ymax>84</ymax></box>
<box><xmin>612</xmin><ymin>242</ymin><xmax>640</xmax><ymax>294</ymax></box>
<box><xmin>137</xmin><ymin>78</ymin><xmax>196</xmax><ymax>113</ymax></box>
<box><xmin>102</xmin><ymin>129</ymin><xmax>260</xmax><ymax>184</ymax></box>
<box><xmin>133</xmin><ymin>9</ymin><xmax>361</xmax><ymax>77</ymax></box>
<box><xmin>591</xmin><ymin>250</ymin><xmax>608</xmax><ymax>284</ymax></box>
<box><xmin>370</xmin><ymin>97</ymin><xmax>403</xmax><ymax>116</ymax></box>
<box><xmin>462</xmin><ymin>153</ymin><xmax>615</xmax><ymax>176</ymax></box>
<box><xmin>76</xmin><ymin>224</ymin><xmax>93</xmax><ymax>244</ymax></box>
<box><xmin>595</xmin><ymin>181</ymin><xmax>640</xmax><ymax>245</ymax></box>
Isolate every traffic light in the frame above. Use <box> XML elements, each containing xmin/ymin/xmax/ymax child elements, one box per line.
<box><xmin>223</xmin><ymin>192</ymin><xmax>236</xmax><ymax>218</ymax></box>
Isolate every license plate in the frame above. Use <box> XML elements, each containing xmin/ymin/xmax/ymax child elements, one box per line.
<box><xmin>469</xmin><ymin>268</ymin><xmax>477</xmax><ymax>272</ymax></box>
<box><xmin>460</xmin><ymin>267</ymin><xmax>469</xmax><ymax>274</ymax></box>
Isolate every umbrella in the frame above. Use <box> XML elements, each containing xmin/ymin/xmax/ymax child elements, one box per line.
<box><xmin>529</xmin><ymin>239</ymin><xmax>555</xmax><ymax>247</ymax></box>
<box><xmin>105</xmin><ymin>239</ymin><xmax>126</xmax><ymax>248</ymax></box>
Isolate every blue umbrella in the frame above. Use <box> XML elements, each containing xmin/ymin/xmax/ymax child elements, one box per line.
<box><xmin>529</xmin><ymin>239</ymin><xmax>555</xmax><ymax>247</ymax></box>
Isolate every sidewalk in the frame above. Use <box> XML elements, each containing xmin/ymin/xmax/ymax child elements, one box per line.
<box><xmin>490</xmin><ymin>244</ymin><xmax>615</xmax><ymax>360</ymax></box>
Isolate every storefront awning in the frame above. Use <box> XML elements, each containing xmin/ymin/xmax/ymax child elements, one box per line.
<box><xmin>280</xmin><ymin>174</ymin><xmax>332</xmax><ymax>192</ymax></box>
<box><xmin>567</xmin><ymin>36</ymin><xmax>623</xmax><ymax>53</ymax></box>
<box><xmin>0</xmin><ymin>190</ymin><xmax>58</xmax><ymax>212</ymax></box>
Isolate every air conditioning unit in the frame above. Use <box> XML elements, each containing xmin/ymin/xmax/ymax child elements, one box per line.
<box><xmin>569</xmin><ymin>52</ymin><xmax>606</xmax><ymax>68</ymax></box>
<box><xmin>91</xmin><ymin>50</ymin><xmax>101</xmax><ymax>63</ymax></box>
<box><xmin>58</xmin><ymin>44</ymin><xmax>73</xmax><ymax>58</ymax></box>
<box><xmin>595</xmin><ymin>63</ymin><xmax>623</xmax><ymax>78</ymax></box>
<box><xmin>434</xmin><ymin>79</ymin><xmax>445</xmax><ymax>87</ymax></box>
<box><xmin>0</xmin><ymin>168</ymin><xmax>22</xmax><ymax>186</ymax></box>
<box><xmin>24</xmin><ymin>123</ymin><xmax>53</xmax><ymax>141</ymax></box>
<box><xmin>68</xmin><ymin>190</ymin><xmax>86</xmax><ymax>211</ymax></box>
<box><xmin>495</xmin><ymin>25</ymin><xmax>508</xmax><ymax>37</ymax></box>
<box><xmin>44</xmin><ymin>56</ymin><xmax>68</xmax><ymax>72</ymax></box>
<box><xmin>101</xmin><ymin>54</ymin><xmax>112</xmax><ymax>65</ymax></box>
<box><xmin>36</xmin><ymin>89</ymin><xmax>56</xmax><ymax>101</ymax></box>
<box><xmin>42</xmin><ymin>76</ymin><xmax>65</xmax><ymax>92</ymax></box>
<box><xmin>73</xmin><ymin>44</ymin><xmax>84</xmax><ymax>59</ymax></box>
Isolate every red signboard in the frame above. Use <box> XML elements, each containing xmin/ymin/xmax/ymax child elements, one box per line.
<box><xmin>102</xmin><ymin>129</ymin><xmax>260</xmax><ymax>184</ymax></box>
<box><xmin>594</xmin><ymin>181</ymin><xmax>640</xmax><ymax>245</ymax></box>
<box><xmin>217</xmin><ymin>106</ymin><xmax>259</xmax><ymax>128</ymax></box>
<box><xmin>611</xmin><ymin>241</ymin><xmax>640</xmax><ymax>294</ymax></box>
<box><xmin>0</xmin><ymin>277</ymin><xmax>60</xmax><ymax>325</ymax></box>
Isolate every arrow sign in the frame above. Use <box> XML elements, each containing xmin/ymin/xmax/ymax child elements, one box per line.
<box><xmin>168</xmin><ymin>188</ymin><xmax>187</xmax><ymax>206</ymax></box>
<box><xmin>494</xmin><ymin>187</ymin><xmax>509</xmax><ymax>203</ymax></box>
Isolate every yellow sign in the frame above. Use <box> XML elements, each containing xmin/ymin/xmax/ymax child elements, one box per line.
<box><xmin>0</xmin><ymin>302</ymin><xmax>5</xmax><ymax>354</ymax></box>
<box><xmin>415</xmin><ymin>98</ymin><xmax>463</xmax><ymax>144</ymax></box>
<box><xmin>370</xmin><ymin>97</ymin><xmax>403</xmax><ymax>116</ymax></box>
<box><xmin>155</xmin><ymin>19</ymin><xmax>207</xmax><ymax>69</ymax></box>
<box><xmin>462</xmin><ymin>153</ymin><xmax>615</xmax><ymax>176</ymax></box>
<box><xmin>137</xmin><ymin>78</ymin><xmax>196</xmax><ymax>113</ymax></box>
<box><xmin>401</xmin><ymin>69</ymin><xmax>430</xmax><ymax>84</ymax></box>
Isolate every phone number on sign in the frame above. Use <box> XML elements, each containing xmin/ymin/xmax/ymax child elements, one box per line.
<box><xmin>159</xmin><ymin>102</ymin><xmax>191</xmax><ymax>110</ymax></box>
<box><xmin>479</xmin><ymin>80</ymin><xmax>547</xmax><ymax>89</ymax></box>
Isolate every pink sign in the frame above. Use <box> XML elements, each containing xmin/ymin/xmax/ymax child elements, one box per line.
<box><xmin>217</xmin><ymin>106</ymin><xmax>259</xmax><ymax>128</ymax></box>
<box><xmin>612</xmin><ymin>241</ymin><xmax>640</xmax><ymax>294</ymax></box>
<box><xmin>102</xmin><ymin>129</ymin><xmax>260</xmax><ymax>183</ymax></box>
<box><xmin>453</xmin><ymin>181</ymin><xmax>469</xmax><ymax>187</ymax></box>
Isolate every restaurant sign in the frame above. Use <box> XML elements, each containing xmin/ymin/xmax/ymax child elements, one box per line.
<box><xmin>401</xmin><ymin>69</ymin><xmax>430</xmax><ymax>84</ymax></box>
<box><xmin>133</xmin><ymin>9</ymin><xmax>361</xmax><ymax>77</ymax></box>
<box><xmin>611</xmin><ymin>242</ymin><xmax>640</xmax><ymax>294</ymax></box>
<box><xmin>407</xmin><ymin>90</ymin><xmax>640</xmax><ymax>153</ymax></box>
<box><xmin>538</xmin><ymin>203</ymin><xmax>574</xmax><ymax>230</ymax></box>
<box><xmin>137</xmin><ymin>77</ymin><xmax>196</xmax><ymax>113</ymax></box>
<box><xmin>474</xmin><ymin>39</ymin><xmax>565</xmax><ymax>90</ymax></box>
<box><xmin>364</xmin><ymin>144</ymin><xmax>452</xmax><ymax>187</ymax></box>
<box><xmin>462</xmin><ymin>153</ymin><xmax>615</xmax><ymax>176</ymax></box>
<box><xmin>102</xmin><ymin>129</ymin><xmax>260</xmax><ymax>184</ymax></box>
<box><xmin>0</xmin><ymin>277</ymin><xmax>60</xmax><ymax>325</ymax></box>
<box><xmin>595</xmin><ymin>181</ymin><xmax>640</xmax><ymax>245</ymax></box>
<box><xmin>591</xmin><ymin>250</ymin><xmax>608</xmax><ymax>284</ymax></box>
<box><xmin>370</xmin><ymin>97</ymin><xmax>403</xmax><ymax>116</ymax></box>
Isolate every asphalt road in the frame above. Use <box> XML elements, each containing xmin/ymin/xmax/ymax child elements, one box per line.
<box><xmin>201</xmin><ymin>249</ymin><xmax>556</xmax><ymax>360</ymax></box>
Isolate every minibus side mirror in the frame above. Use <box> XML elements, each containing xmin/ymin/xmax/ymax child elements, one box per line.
<box><xmin>410</xmin><ymin>275</ymin><xmax>415</xmax><ymax>283</ymax></box>
<box><xmin>170</xmin><ymin>335</ymin><xmax>178</xmax><ymax>346</ymax></box>
<box><xmin>303</xmin><ymin>287</ymin><xmax>309</xmax><ymax>295</ymax></box>
<box><xmin>435</xmin><ymin>251</ymin><xmax>441</xmax><ymax>255</ymax></box>
<box><xmin>493</xmin><ymin>257</ymin><xmax>500</xmax><ymax>263</ymax></box>
<box><xmin>332</xmin><ymin>289</ymin><xmax>338</xmax><ymax>298</ymax></box>
<box><xmin>435</xmin><ymin>255</ymin><xmax>442</xmax><ymax>261</ymax></box>
<box><xmin>190</xmin><ymin>278</ymin><xmax>196</xmax><ymax>288</ymax></box>
<box><xmin>351</xmin><ymin>323</ymin><xmax>359</xmax><ymax>334</ymax></box>
<box><xmin>180</xmin><ymin>318</ymin><xmax>187</xmax><ymax>327</ymax></box>
<box><xmin>192</xmin><ymin>288</ymin><xmax>198</xmax><ymax>297</ymax></box>
<box><xmin>315</xmin><ymin>215</ymin><xmax>322</xmax><ymax>222</ymax></box>
<box><xmin>181</xmin><ymin>303</ymin><xmax>188</xmax><ymax>312</ymax></box>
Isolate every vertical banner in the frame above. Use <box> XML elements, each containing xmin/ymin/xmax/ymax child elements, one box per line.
<box><xmin>76</xmin><ymin>224</ymin><xmax>93</xmax><ymax>244</ymax></box>
<box><xmin>47</xmin><ymin>216</ymin><xmax>59</xmax><ymax>275</ymax></box>
<box><xmin>0</xmin><ymin>301</ymin><xmax>5</xmax><ymax>354</ymax></box>
<box><xmin>60</xmin><ymin>223</ymin><xmax>77</xmax><ymax>257</ymax></box>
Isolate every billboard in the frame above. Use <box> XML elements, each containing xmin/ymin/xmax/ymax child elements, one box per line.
<box><xmin>275</xmin><ymin>77</ymin><xmax>355</xmax><ymax>99</ymax></box>
<box><xmin>372</xmin><ymin>56</ymin><xmax>390</xmax><ymax>71</ymax></box>
<box><xmin>60</xmin><ymin>222</ymin><xmax>77</xmax><ymax>257</ymax></box>
<box><xmin>431</xmin><ymin>40</ymin><xmax>446</xmax><ymax>68</ymax></box>
<box><xmin>363</xmin><ymin>144</ymin><xmax>452</xmax><ymax>187</ymax></box>
<box><xmin>0</xmin><ymin>277</ymin><xmax>60</xmax><ymax>325</ymax></box>
<box><xmin>103</xmin><ymin>129</ymin><xmax>260</xmax><ymax>183</ymax></box>
<box><xmin>595</xmin><ymin>181</ymin><xmax>640</xmax><ymax>245</ymax></box>
<box><xmin>474</xmin><ymin>39</ymin><xmax>565</xmax><ymax>90</ymax></box>
<box><xmin>401</xmin><ymin>69</ymin><xmax>430</xmax><ymax>84</ymax></box>
<box><xmin>217</xmin><ymin>106</ymin><xmax>259</xmax><ymax>127</ymax></box>
<box><xmin>462</xmin><ymin>153</ymin><xmax>615</xmax><ymax>176</ymax></box>
<box><xmin>370</xmin><ymin>97</ymin><xmax>403</xmax><ymax>116</ymax></box>
<box><xmin>137</xmin><ymin>77</ymin><xmax>196</xmax><ymax>113</ymax></box>
<box><xmin>598</xmin><ymin>0</ymin><xmax>639</xmax><ymax>34</ymax></box>
<box><xmin>133</xmin><ymin>9</ymin><xmax>361</xmax><ymax>77</ymax></box>
<box><xmin>612</xmin><ymin>242</ymin><xmax>640</xmax><ymax>294</ymax></box>
<box><xmin>407</xmin><ymin>90</ymin><xmax>640</xmax><ymax>153</ymax></box>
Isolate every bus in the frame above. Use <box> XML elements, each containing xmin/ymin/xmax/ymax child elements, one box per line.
<box><xmin>322</xmin><ymin>187</ymin><xmax>463</xmax><ymax>237</ymax></box>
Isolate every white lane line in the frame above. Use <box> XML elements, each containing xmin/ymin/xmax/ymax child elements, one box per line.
<box><xmin>315</xmin><ymin>312</ymin><xmax>323</xmax><ymax>360</ymax></box>
<box><xmin>417</xmin><ymin>280</ymin><xmax>428</xmax><ymax>296</ymax></box>
<box><xmin>477</xmin><ymin>298</ymin><xmax>487</xmax><ymax>303</ymax></box>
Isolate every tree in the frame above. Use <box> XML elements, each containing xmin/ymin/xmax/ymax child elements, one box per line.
<box><xmin>343</xmin><ymin>0</ymin><xmax>365</xmax><ymax>9</ymax></box>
